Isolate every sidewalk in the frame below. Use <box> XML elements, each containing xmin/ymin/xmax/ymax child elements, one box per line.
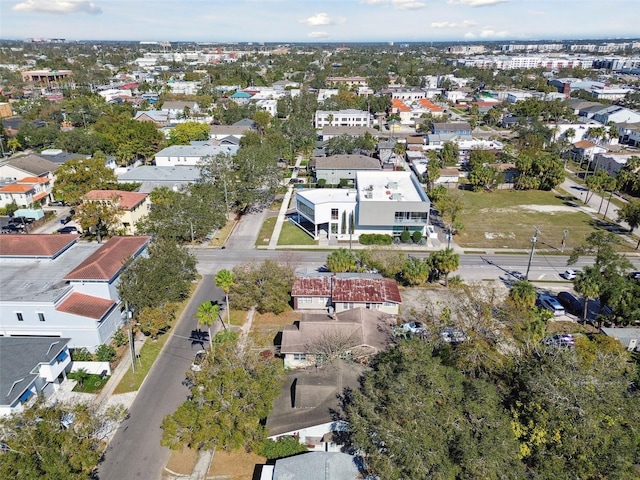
<box><xmin>268</xmin><ymin>155</ymin><xmax>303</xmax><ymax>250</ymax></box>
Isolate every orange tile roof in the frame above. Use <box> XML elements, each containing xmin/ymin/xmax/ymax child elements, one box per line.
<box><xmin>573</xmin><ymin>140</ymin><xmax>597</xmax><ymax>149</ymax></box>
<box><xmin>33</xmin><ymin>191</ymin><xmax>48</xmax><ymax>201</ymax></box>
<box><xmin>419</xmin><ymin>98</ymin><xmax>443</xmax><ymax>112</ymax></box>
<box><xmin>392</xmin><ymin>99</ymin><xmax>411</xmax><ymax>112</ymax></box>
<box><xmin>0</xmin><ymin>184</ymin><xmax>33</xmax><ymax>193</ymax></box>
<box><xmin>18</xmin><ymin>176</ymin><xmax>49</xmax><ymax>184</ymax></box>
<box><xmin>84</xmin><ymin>190</ymin><xmax>148</xmax><ymax>211</ymax></box>
<box><xmin>0</xmin><ymin>234</ymin><xmax>77</xmax><ymax>258</ymax></box>
<box><xmin>56</xmin><ymin>292</ymin><xmax>116</xmax><ymax>319</ymax></box>
<box><xmin>64</xmin><ymin>236</ymin><xmax>150</xmax><ymax>281</ymax></box>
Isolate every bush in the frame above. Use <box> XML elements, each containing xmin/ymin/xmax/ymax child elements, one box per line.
<box><xmin>317</xmin><ymin>179</ymin><xmax>326</xmax><ymax>188</ymax></box>
<box><xmin>359</xmin><ymin>234</ymin><xmax>393</xmax><ymax>246</ymax></box>
<box><xmin>338</xmin><ymin>178</ymin><xmax>351</xmax><ymax>188</ymax></box>
<box><xmin>412</xmin><ymin>230</ymin><xmax>423</xmax><ymax>243</ymax></box>
<box><xmin>95</xmin><ymin>344</ymin><xmax>117</xmax><ymax>363</ymax></box>
<box><xmin>112</xmin><ymin>329</ymin><xmax>128</xmax><ymax>347</ymax></box>
<box><xmin>71</xmin><ymin>347</ymin><xmax>93</xmax><ymax>361</ymax></box>
<box><xmin>259</xmin><ymin>436</ymin><xmax>308</xmax><ymax>460</ymax></box>
<box><xmin>400</xmin><ymin>230</ymin><xmax>411</xmax><ymax>243</ymax></box>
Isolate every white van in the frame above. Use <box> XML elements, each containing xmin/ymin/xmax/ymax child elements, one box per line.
<box><xmin>539</xmin><ymin>295</ymin><xmax>566</xmax><ymax>316</ymax></box>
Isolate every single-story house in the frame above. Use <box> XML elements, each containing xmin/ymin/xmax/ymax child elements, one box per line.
<box><xmin>313</xmin><ymin>154</ymin><xmax>381</xmax><ymax>185</ymax></box>
<box><xmin>154</xmin><ymin>143</ymin><xmax>239</xmax><ymax>167</ymax></box>
<box><xmin>117</xmin><ymin>165</ymin><xmax>201</xmax><ymax>193</ymax></box>
<box><xmin>262</xmin><ymin>452</ymin><xmax>363</xmax><ymax>480</ymax></box>
<box><xmin>133</xmin><ymin>110</ymin><xmax>170</xmax><ymax>127</ymax></box>
<box><xmin>280</xmin><ymin>308</ymin><xmax>395</xmax><ymax>369</ymax></box>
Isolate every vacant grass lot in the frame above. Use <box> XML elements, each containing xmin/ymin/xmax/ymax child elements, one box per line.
<box><xmin>455</xmin><ymin>189</ymin><xmax>596</xmax><ymax>250</ymax></box>
<box><xmin>278</xmin><ymin>221</ymin><xmax>317</xmax><ymax>246</ymax></box>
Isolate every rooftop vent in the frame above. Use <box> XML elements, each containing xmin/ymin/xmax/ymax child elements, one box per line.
<box><xmin>388</xmin><ymin>181</ymin><xmax>398</xmax><ymax>189</ymax></box>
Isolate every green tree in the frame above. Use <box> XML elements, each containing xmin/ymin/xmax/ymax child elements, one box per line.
<box><xmin>430</xmin><ymin>248</ymin><xmax>460</xmax><ymax>287</ymax></box>
<box><xmin>326</xmin><ymin>248</ymin><xmax>357</xmax><ymax>273</ymax></box>
<box><xmin>215</xmin><ymin>269</ymin><xmax>234</xmax><ymax>326</ymax></box>
<box><xmin>573</xmin><ymin>266</ymin><xmax>602</xmax><ymax>323</ymax></box>
<box><xmin>345</xmin><ymin>341</ymin><xmax>526</xmax><ymax>479</ymax></box>
<box><xmin>259</xmin><ymin>437</ymin><xmax>308</xmax><ymax>460</ymax></box>
<box><xmin>52</xmin><ymin>156</ymin><xmax>117</xmax><ymax>205</ymax></box>
<box><xmin>161</xmin><ymin>333</ymin><xmax>283</xmax><ymax>452</ymax></box>
<box><xmin>616</xmin><ymin>199</ymin><xmax>640</xmax><ymax>249</ymax></box>
<box><xmin>71</xmin><ymin>347</ymin><xmax>93</xmax><ymax>361</ymax></box>
<box><xmin>196</xmin><ymin>301</ymin><xmax>221</xmax><ymax>349</ymax></box>
<box><xmin>75</xmin><ymin>194</ymin><xmax>122</xmax><ymax>243</ymax></box>
<box><xmin>230</xmin><ymin>260</ymin><xmax>294</xmax><ymax>314</ymax></box>
<box><xmin>167</xmin><ymin>122</ymin><xmax>210</xmax><ymax>145</ymax></box>
<box><xmin>71</xmin><ymin>368</ymin><xmax>90</xmax><ymax>388</ymax></box>
<box><xmin>137</xmin><ymin>304</ymin><xmax>177</xmax><ymax>339</ymax></box>
<box><xmin>400</xmin><ymin>256</ymin><xmax>431</xmax><ymax>286</ymax></box>
<box><xmin>508</xmin><ymin>280</ymin><xmax>537</xmax><ymax>310</ymax></box>
<box><xmin>118</xmin><ymin>239</ymin><xmax>197</xmax><ymax>314</ymax></box>
<box><xmin>0</xmin><ymin>401</ymin><xmax>126</xmax><ymax>479</ymax></box>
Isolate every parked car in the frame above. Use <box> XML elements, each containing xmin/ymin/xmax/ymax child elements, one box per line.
<box><xmin>190</xmin><ymin>350</ymin><xmax>207</xmax><ymax>372</ymax></box>
<box><xmin>562</xmin><ymin>269</ymin><xmax>577</xmax><ymax>280</ymax></box>
<box><xmin>50</xmin><ymin>200</ymin><xmax>67</xmax><ymax>206</ymax></box>
<box><xmin>61</xmin><ymin>215</ymin><xmax>73</xmax><ymax>224</ymax></box>
<box><xmin>440</xmin><ymin>327</ymin><xmax>467</xmax><ymax>344</ymax></box>
<box><xmin>289</xmin><ymin>178</ymin><xmax>304</xmax><ymax>184</ymax></box>
<box><xmin>542</xmin><ymin>333</ymin><xmax>575</xmax><ymax>348</ymax></box>
<box><xmin>628</xmin><ymin>271</ymin><xmax>640</xmax><ymax>281</ymax></box>
<box><xmin>57</xmin><ymin>226</ymin><xmax>78</xmax><ymax>234</ymax></box>
<box><xmin>556</xmin><ymin>291</ymin><xmax>583</xmax><ymax>316</ymax></box>
<box><xmin>538</xmin><ymin>295</ymin><xmax>566</xmax><ymax>316</ymax></box>
<box><xmin>399</xmin><ymin>321</ymin><xmax>426</xmax><ymax>336</ymax></box>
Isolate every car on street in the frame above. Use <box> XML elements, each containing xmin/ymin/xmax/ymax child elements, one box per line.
<box><xmin>289</xmin><ymin>178</ymin><xmax>304</xmax><ymax>184</ymax></box>
<box><xmin>190</xmin><ymin>350</ymin><xmax>207</xmax><ymax>372</ymax></box>
<box><xmin>542</xmin><ymin>333</ymin><xmax>575</xmax><ymax>348</ymax></box>
<box><xmin>556</xmin><ymin>291</ymin><xmax>583</xmax><ymax>316</ymax></box>
<box><xmin>562</xmin><ymin>269</ymin><xmax>577</xmax><ymax>280</ymax></box>
<box><xmin>57</xmin><ymin>226</ymin><xmax>79</xmax><ymax>234</ymax></box>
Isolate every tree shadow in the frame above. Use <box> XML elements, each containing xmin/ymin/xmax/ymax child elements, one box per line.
<box><xmin>189</xmin><ymin>328</ymin><xmax>207</xmax><ymax>349</ymax></box>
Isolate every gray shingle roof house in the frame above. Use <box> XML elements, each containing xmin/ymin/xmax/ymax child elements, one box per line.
<box><xmin>313</xmin><ymin>154</ymin><xmax>381</xmax><ymax>184</ymax></box>
<box><xmin>269</xmin><ymin>452</ymin><xmax>363</xmax><ymax>480</ymax></box>
<box><xmin>0</xmin><ymin>337</ymin><xmax>72</xmax><ymax>416</ymax></box>
<box><xmin>0</xmin><ymin>154</ymin><xmax>60</xmax><ymax>181</ymax></box>
<box><xmin>117</xmin><ymin>165</ymin><xmax>201</xmax><ymax>193</ymax></box>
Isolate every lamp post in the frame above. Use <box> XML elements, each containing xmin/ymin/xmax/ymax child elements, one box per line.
<box><xmin>525</xmin><ymin>227</ymin><xmax>540</xmax><ymax>281</ymax></box>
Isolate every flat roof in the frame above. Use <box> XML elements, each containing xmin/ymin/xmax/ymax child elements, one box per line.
<box><xmin>0</xmin><ymin>242</ymin><xmax>103</xmax><ymax>302</ymax></box>
<box><xmin>296</xmin><ymin>188</ymin><xmax>358</xmax><ymax>205</ymax></box>
<box><xmin>356</xmin><ymin>171</ymin><xmax>425</xmax><ymax>203</ymax></box>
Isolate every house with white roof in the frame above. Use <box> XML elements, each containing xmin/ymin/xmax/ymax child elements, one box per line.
<box><xmin>0</xmin><ymin>235</ymin><xmax>150</xmax><ymax>352</ymax></box>
<box><xmin>154</xmin><ymin>143</ymin><xmax>239</xmax><ymax>167</ymax></box>
<box><xmin>294</xmin><ymin>171</ymin><xmax>430</xmax><ymax>240</ymax></box>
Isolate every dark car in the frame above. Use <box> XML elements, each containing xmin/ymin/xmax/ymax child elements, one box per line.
<box><xmin>50</xmin><ymin>200</ymin><xmax>67</xmax><ymax>206</ymax></box>
<box><xmin>557</xmin><ymin>291</ymin><xmax>583</xmax><ymax>316</ymax></box>
<box><xmin>289</xmin><ymin>178</ymin><xmax>304</xmax><ymax>184</ymax></box>
<box><xmin>61</xmin><ymin>215</ymin><xmax>73</xmax><ymax>224</ymax></box>
<box><xmin>57</xmin><ymin>226</ymin><xmax>78</xmax><ymax>234</ymax></box>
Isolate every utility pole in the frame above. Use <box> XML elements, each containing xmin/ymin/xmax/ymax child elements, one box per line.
<box><xmin>525</xmin><ymin>226</ymin><xmax>540</xmax><ymax>281</ymax></box>
<box><xmin>125</xmin><ymin>303</ymin><xmax>136</xmax><ymax>373</ymax></box>
<box><xmin>561</xmin><ymin>229</ymin><xmax>569</xmax><ymax>253</ymax></box>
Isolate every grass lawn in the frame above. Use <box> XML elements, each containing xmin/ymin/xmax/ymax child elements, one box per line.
<box><xmin>207</xmin><ymin>218</ymin><xmax>236</xmax><ymax>247</ymax></box>
<box><xmin>71</xmin><ymin>374</ymin><xmax>110</xmax><ymax>393</ymax></box>
<box><xmin>277</xmin><ymin>221</ymin><xmax>317</xmax><ymax>246</ymax></box>
<box><xmin>455</xmin><ymin>189</ymin><xmax>597</xmax><ymax>250</ymax></box>
<box><xmin>164</xmin><ymin>447</ymin><xmax>199</xmax><ymax>477</ymax></box>
<box><xmin>255</xmin><ymin>216</ymin><xmax>277</xmax><ymax>246</ymax></box>
<box><xmin>208</xmin><ymin>449</ymin><xmax>266</xmax><ymax>480</ymax></box>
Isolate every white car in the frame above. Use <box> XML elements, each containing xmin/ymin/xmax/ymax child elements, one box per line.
<box><xmin>562</xmin><ymin>269</ymin><xmax>577</xmax><ymax>280</ymax></box>
<box><xmin>399</xmin><ymin>321</ymin><xmax>426</xmax><ymax>336</ymax></box>
<box><xmin>190</xmin><ymin>350</ymin><xmax>207</xmax><ymax>372</ymax></box>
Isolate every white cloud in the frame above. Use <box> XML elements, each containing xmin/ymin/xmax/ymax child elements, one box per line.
<box><xmin>448</xmin><ymin>0</ymin><xmax>509</xmax><ymax>7</ymax></box>
<box><xmin>300</xmin><ymin>12</ymin><xmax>332</xmax><ymax>26</ymax></box>
<box><xmin>431</xmin><ymin>20</ymin><xmax>478</xmax><ymax>28</ymax></box>
<box><xmin>13</xmin><ymin>0</ymin><xmax>102</xmax><ymax>15</ymax></box>
<box><xmin>464</xmin><ymin>32</ymin><xmax>477</xmax><ymax>38</ymax></box>
<box><xmin>478</xmin><ymin>28</ymin><xmax>509</xmax><ymax>37</ymax></box>
<box><xmin>308</xmin><ymin>31</ymin><xmax>329</xmax><ymax>39</ymax></box>
<box><xmin>392</xmin><ymin>0</ymin><xmax>427</xmax><ymax>9</ymax></box>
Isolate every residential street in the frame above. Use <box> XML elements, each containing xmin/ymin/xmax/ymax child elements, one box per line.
<box><xmin>98</xmin><ymin>275</ymin><xmax>224</xmax><ymax>480</ymax></box>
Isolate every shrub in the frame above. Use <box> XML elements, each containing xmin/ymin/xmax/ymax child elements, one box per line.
<box><xmin>71</xmin><ymin>347</ymin><xmax>93</xmax><ymax>361</ymax></box>
<box><xmin>259</xmin><ymin>436</ymin><xmax>308</xmax><ymax>460</ymax></box>
<box><xmin>400</xmin><ymin>230</ymin><xmax>411</xmax><ymax>243</ymax></box>
<box><xmin>112</xmin><ymin>329</ymin><xmax>128</xmax><ymax>347</ymax></box>
<box><xmin>412</xmin><ymin>230</ymin><xmax>423</xmax><ymax>243</ymax></box>
<box><xmin>338</xmin><ymin>178</ymin><xmax>351</xmax><ymax>188</ymax></box>
<box><xmin>317</xmin><ymin>179</ymin><xmax>326</xmax><ymax>188</ymax></box>
<box><xmin>359</xmin><ymin>234</ymin><xmax>393</xmax><ymax>246</ymax></box>
<box><xmin>95</xmin><ymin>344</ymin><xmax>117</xmax><ymax>363</ymax></box>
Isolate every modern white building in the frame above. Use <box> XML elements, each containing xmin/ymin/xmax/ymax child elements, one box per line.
<box><xmin>294</xmin><ymin>171</ymin><xmax>430</xmax><ymax>240</ymax></box>
<box><xmin>0</xmin><ymin>235</ymin><xmax>150</xmax><ymax>351</ymax></box>
<box><xmin>314</xmin><ymin>109</ymin><xmax>372</xmax><ymax>129</ymax></box>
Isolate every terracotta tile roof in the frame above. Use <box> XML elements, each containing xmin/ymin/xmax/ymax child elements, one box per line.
<box><xmin>406</xmin><ymin>136</ymin><xmax>425</xmax><ymax>144</ymax></box>
<box><xmin>17</xmin><ymin>176</ymin><xmax>49</xmax><ymax>184</ymax></box>
<box><xmin>419</xmin><ymin>98</ymin><xmax>443</xmax><ymax>112</ymax></box>
<box><xmin>84</xmin><ymin>190</ymin><xmax>148</xmax><ymax>210</ymax></box>
<box><xmin>291</xmin><ymin>275</ymin><xmax>332</xmax><ymax>297</ymax></box>
<box><xmin>56</xmin><ymin>292</ymin><xmax>116</xmax><ymax>319</ymax></box>
<box><xmin>0</xmin><ymin>234</ymin><xmax>77</xmax><ymax>258</ymax></box>
<box><xmin>573</xmin><ymin>140</ymin><xmax>597</xmax><ymax>149</ymax></box>
<box><xmin>64</xmin><ymin>236</ymin><xmax>150</xmax><ymax>281</ymax></box>
<box><xmin>439</xmin><ymin>168</ymin><xmax>460</xmax><ymax>177</ymax></box>
<box><xmin>33</xmin><ymin>191</ymin><xmax>48</xmax><ymax>201</ymax></box>
<box><xmin>392</xmin><ymin>99</ymin><xmax>411</xmax><ymax>112</ymax></box>
<box><xmin>0</xmin><ymin>184</ymin><xmax>33</xmax><ymax>193</ymax></box>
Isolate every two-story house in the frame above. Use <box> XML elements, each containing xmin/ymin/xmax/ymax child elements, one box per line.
<box><xmin>0</xmin><ymin>176</ymin><xmax>52</xmax><ymax>208</ymax></box>
<box><xmin>83</xmin><ymin>190</ymin><xmax>150</xmax><ymax>235</ymax></box>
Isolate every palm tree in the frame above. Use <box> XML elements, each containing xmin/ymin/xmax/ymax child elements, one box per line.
<box><xmin>326</xmin><ymin>248</ymin><xmax>357</xmax><ymax>273</ymax></box>
<box><xmin>215</xmin><ymin>269</ymin><xmax>234</xmax><ymax>327</ymax></box>
<box><xmin>508</xmin><ymin>280</ymin><xmax>537</xmax><ymax>310</ymax></box>
<box><xmin>430</xmin><ymin>248</ymin><xmax>460</xmax><ymax>287</ymax></box>
<box><xmin>196</xmin><ymin>301</ymin><xmax>220</xmax><ymax>349</ymax></box>
<box><xmin>573</xmin><ymin>266</ymin><xmax>601</xmax><ymax>323</ymax></box>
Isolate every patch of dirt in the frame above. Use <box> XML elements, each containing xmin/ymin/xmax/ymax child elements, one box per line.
<box><xmin>479</xmin><ymin>207</ymin><xmax>517</xmax><ymax>214</ymax></box>
<box><xmin>518</xmin><ymin>204</ymin><xmax>580</xmax><ymax>213</ymax></box>
<box><xmin>164</xmin><ymin>447</ymin><xmax>198</xmax><ymax>476</ymax></box>
<box><xmin>208</xmin><ymin>449</ymin><xmax>266</xmax><ymax>480</ymax></box>
<box><xmin>484</xmin><ymin>232</ymin><xmax>516</xmax><ymax>240</ymax></box>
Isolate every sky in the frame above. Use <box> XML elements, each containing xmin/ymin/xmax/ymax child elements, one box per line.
<box><xmin>0</xmin><ymin>0</ymin><xmax>639</xmax><ymax>43</ymax></box>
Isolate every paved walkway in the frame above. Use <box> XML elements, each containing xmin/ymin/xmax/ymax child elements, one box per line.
<box><xmin>268</xmin><ymin>155</ymin><xmax>303</xmax><ymax>250</ymax></box>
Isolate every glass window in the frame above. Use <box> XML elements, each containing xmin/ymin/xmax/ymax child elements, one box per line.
<box><xmin>331</xmin><ymin>208</ymin><xmax>339</xmax><ymax>220</ymax></box>
<box><xmin>293</xmin><ymin>354</ymin><xmax>307</xmax><ymax>361</ymax></box>
<box><xmin>16</xmin><ymin>312</ymin><xmax>24</xmax><ymax>321</ymax></box>
<box><xmin>38</xmin><ymin>313</ymin><xmax>45</xmax><ymax>322</ymax></box>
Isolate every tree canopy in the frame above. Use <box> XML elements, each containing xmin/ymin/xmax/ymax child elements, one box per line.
<box><xmin>52</xmin><ymin>155</ymin><xmax>117</xmax><ymax>205</ymax></box>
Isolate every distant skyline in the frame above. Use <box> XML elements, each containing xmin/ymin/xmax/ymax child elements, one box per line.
<box><xmin>1</xmin><ymin>0</ymin><xmax>639</xmax><ymax>44</ymax></box>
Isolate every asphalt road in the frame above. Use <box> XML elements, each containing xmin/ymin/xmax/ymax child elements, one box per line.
<box><xmin>98</xmin><ymin>275</ymin><xmax>224</xmax><ymax>480</ymax></box>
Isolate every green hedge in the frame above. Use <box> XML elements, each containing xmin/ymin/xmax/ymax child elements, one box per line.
<box><xmin>359</xmin><ymin>233</ymin><xmax>393</xmax><ymax>245</ymax></box>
